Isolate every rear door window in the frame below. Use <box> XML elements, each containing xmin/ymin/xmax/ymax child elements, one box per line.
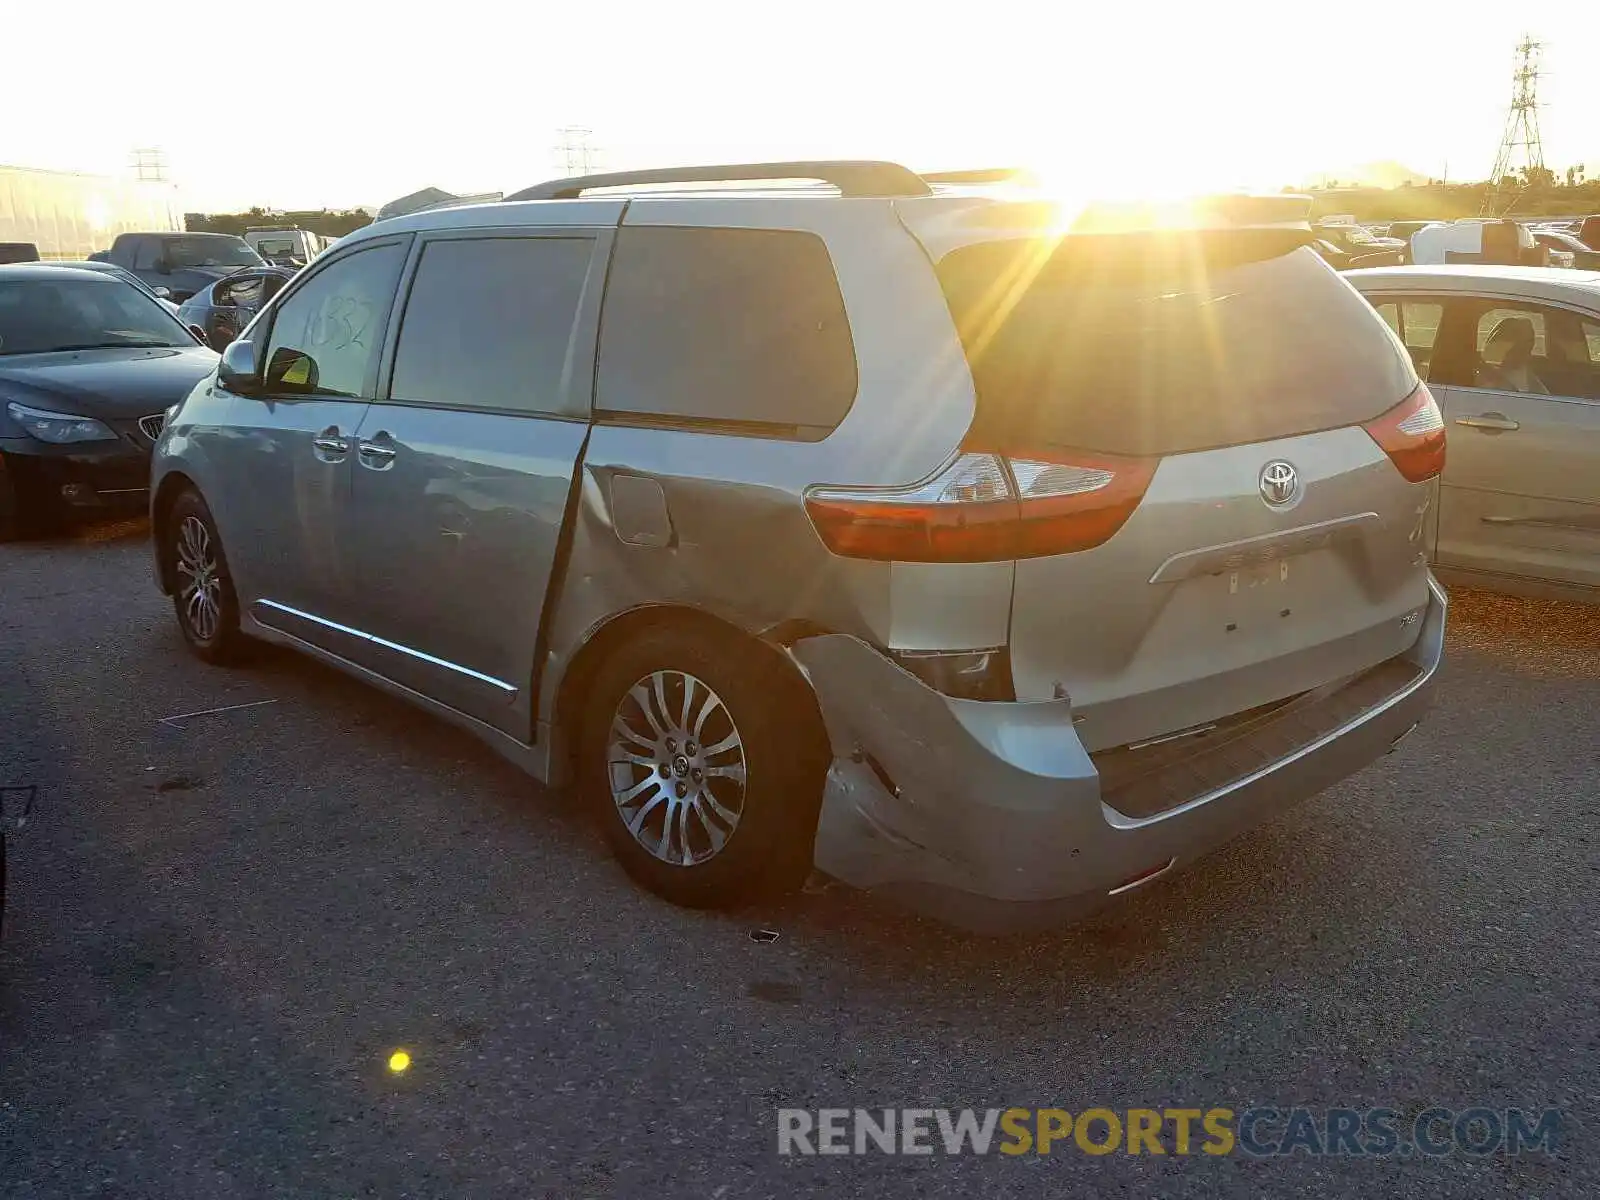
<box><xmin>595</xmin><ymin>227</ymin><xmax>857</xmax><ymax>437</ymax></box>
<box><xmin>937</xmin><ymin>239</ymin><xmax>1416</xmax><ymax>457</ymax></box>
<box><xmin>1470</xmin><ymin>305</ymin><xmax>1550</xmax><ymax>394</ymax></box>
<box><xmin>388</xmin><ymin>235</ymin><xmax>594</xmax><ymax>416</ymax></box>
<box><xmin>1467</xmin><ymin>303</ymin><xmax>1600</xmax><ymax>400</ymax></box>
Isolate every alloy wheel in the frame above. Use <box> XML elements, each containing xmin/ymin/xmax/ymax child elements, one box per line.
<box><xmin>606</xmin><ymin>670</ymin><xmax>748</xmax><ymax>867</ymax></box>
<box><xmin>175</xmin><ymin>514</ymin><xmax>223</xmax><ymax>642</ymax></box>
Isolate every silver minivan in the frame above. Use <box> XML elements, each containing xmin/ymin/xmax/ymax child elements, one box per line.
<box><xmin>149</xmin><ymin>162</ymin><xmax>1447</xmax><ymax>932</ymax></box>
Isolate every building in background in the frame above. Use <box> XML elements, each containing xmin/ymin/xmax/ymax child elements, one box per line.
<box><xmin>0</xmin><ymin>165</ymin><xmax>183</xmax><ymax>259</ymax></box>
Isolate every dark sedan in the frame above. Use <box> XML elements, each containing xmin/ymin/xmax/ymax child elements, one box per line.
<box><xmin>16</xmin><ymin>260</ymin><xmax>183</xmax><ymax>314</ymax></box>
<box><xmin>175</xmin><ymin>266</ymin><xmax>295</xmax><ymax>351</ymax></box>
<box><xmin>0</xmin><ymin>266</ymin><xmax>217</xmax><ymax>539</ymax></box>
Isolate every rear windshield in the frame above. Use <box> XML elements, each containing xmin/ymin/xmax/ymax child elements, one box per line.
<box><xmin>164</xmin><ymin>237</ymin><xmax>264</xmax><ymax>270</ymax></box>
<box><xmin>937</xmin><ymin>238</ymin><xmax>1416</xmax><ymax>457</ymax></box>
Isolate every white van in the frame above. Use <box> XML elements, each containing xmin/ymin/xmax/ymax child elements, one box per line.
<box><xmin>244</xmin><ymin>228</ymin><xmax>325</xmax><ymax>267</ymax></box>
<box><xmin>1410</xmin><ymin>219</ymin><xmax>1545</xmax><ymax>267</ymax></box>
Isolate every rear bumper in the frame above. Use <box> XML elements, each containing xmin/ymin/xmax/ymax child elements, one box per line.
<box><xmin>792</xmin><ymin>576</ymin><xmax>1446</xmax><ymax>934</ymax></box>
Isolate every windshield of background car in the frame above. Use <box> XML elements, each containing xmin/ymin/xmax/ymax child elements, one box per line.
<box><xmin>256</xmin><ymin>238</ymin><xmax>295</xmax><ymax>256</ymax></box>
<box><xmin>165</xmin><ymin>238</ymin><xmax>264</xmax><ymax>269</ymax></box>
<box><xmin>0</xmin><ymin>277</ymin><xmax>192</xmax><ymax>355</ymax></box>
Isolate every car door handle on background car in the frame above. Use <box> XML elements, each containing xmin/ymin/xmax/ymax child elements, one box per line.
<box><xmin>311</xmin><ymin>427</ymin><xmax>350</xmax><ymax>461</ymax></box>
<box><xmin>1455</xmin><ymin>413</ymin><xmax>1520</xmax><ymax>432</ymax></box>
<box><xmin>357</xmin><ymin>433</ymin><xmax>398</xmax><ymax>471</ymax></box>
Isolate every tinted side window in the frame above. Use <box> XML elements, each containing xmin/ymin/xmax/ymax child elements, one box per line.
<box><xmin>389</xmin><ymin>236</ymin><xmax>593</xmax><ymax>415</ymax></box>
<box><xmin>262</xmin><ymin>243</ymin><xmax>404</xmax><ymax>397</ymax></box>
<box><xmin>1476</xmin><ymin>306</ymin><xmax>1546</xmax><ymax>357</ymax></box>
<box><xmin>595</xmin><ymin>227</ymin><xmax>857</xmax><ymax>435</ymax></box>
<box><xmin>1469</xmin><ymin>305</ymin><xmax>1550</xmax><ymax>395</ymax></box>
<box><xmin>133</xmin><ymin>239</ymin><xmax>160</xmax><ymax>270</ymax></box>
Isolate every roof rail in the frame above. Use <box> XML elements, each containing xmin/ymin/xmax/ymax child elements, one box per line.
<box><xmin>507</xmin><ymin>160</ymin><xmax>932</xmax><ymax>201</ymax></box>
<box><xmin>921</xmin><ymin>167</ymin><xmax>1040</xmax><ymax>186</ymax></box>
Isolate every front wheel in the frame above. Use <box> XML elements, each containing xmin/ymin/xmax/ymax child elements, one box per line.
<box><xmin>164</xmin><ymin>489</ymin><xmax>246</xmax><ymax>664</ymax></box>
<box><xmin>577</xmin><ymin>625</ymin><xmax>829</xmax><ymax>909</ymax></box>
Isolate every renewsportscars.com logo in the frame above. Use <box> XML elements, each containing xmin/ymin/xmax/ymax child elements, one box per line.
<box><xmin>777</xmin><ymin>1107</ymin><xmax>1562</xmax><ymax>1158</ymax></box>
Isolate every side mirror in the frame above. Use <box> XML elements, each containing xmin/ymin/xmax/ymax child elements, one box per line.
<box><xmin>264</xmin><ymin>346</ymin><xmax>318</xmax><ymax>393</ymax></box>
<box><xmin>218</xmin><ymin>340</ymin><xmax>262</xmax><ymax>392</ymax></box>
<box><xmin>152</xmin><ymin>285</ymin><xmax>173</xmax><ymax>300</ymax></box>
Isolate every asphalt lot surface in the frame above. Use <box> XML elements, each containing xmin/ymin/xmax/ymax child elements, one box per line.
<box><xmin>1</xmin><ymin>519</ymin><xmax>1595</xmax><ymax>1198</ymax></box>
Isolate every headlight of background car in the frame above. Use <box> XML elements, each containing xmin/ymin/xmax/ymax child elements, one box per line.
<box><xmin>5</xmin><ymin>401</ymin><xmax>117</xmax><ymax>445</ymax></box>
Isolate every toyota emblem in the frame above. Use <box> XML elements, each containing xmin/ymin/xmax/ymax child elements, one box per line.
<box><xmin>1259</xmin><ymin>460</ymin><xmax>1300</xmax><ymax>507</ymax></box>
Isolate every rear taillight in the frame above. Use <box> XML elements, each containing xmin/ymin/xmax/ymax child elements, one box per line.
<box><xmin>1364</xmin><ymin>383</ymin><xmax>1446</xmax><ymax>483</ymax></box>
<box><xmin>804</xmin><ymin>446</ymin><xmax>1156</xmax><ymax>562</ymax></box>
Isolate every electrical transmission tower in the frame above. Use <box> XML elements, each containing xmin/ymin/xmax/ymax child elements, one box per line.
<box><xmin>553</xmin><ymin>127</ymin><xmax>598</xmax><ymax>176</ymax></box>
<box><xmin>1483</xmin><ymin>36</ymin><xmax>1546</xmax><ymax>215</ymax></box>
<box><xmin>131</xmin><ymin>147</ymin><xmax>169</xmax><ymax>183</ymax></box>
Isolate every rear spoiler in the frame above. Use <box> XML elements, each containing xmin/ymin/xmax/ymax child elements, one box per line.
<box><xmin>1066</xmin><ymin>193</ymin><xmax>1314</xmax><ymax>235</ymax></box>
<box><xmin>898</xmin><ymin>192</ymin><xmax>1316</xmax><ymax>263</ymax></box>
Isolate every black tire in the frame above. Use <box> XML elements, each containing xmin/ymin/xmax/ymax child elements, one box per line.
<box><xmin>577</xmin><ymin>623</ymin><xmax>829</xmax><ymax>909</ymax></box>
<box><xmin>163</xmin><ymin>489</ymin><xmax>247</xmax><ymax>665</ymax></box>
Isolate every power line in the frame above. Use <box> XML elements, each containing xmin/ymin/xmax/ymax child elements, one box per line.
<box><xmin>552</xmin><ymin>127</ymin><xmax>599</xmax><ymax>176</ymax></box>
<box><xmin>1483</xmin><ymin>36</ymin><xmax>1546</xmax><ymax>215</ymax></box>
<box><xmin>131</xmin><ymin>147</ymin><xmax>168</xmax><ymax>183</ymax></box>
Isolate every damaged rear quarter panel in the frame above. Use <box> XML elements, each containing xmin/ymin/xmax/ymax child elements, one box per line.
<box><xmin>790</xmin><ymin>633</ymin><xmax>1102</xmax><ymax>900</ymax></box>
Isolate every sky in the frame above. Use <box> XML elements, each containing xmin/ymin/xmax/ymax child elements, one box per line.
<box><xmin>2</xmin><ymin>1</ymin><xmax>1597</xmax><ymax>213</ymax></box>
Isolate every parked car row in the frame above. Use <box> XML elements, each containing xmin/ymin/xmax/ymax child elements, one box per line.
<box><xmin>1350</xmin><ymin>216</ymin><xmax>1600</xmax><ymax>271</ymax></box>
<box><xmin>88</xmin><ymin>232</ymin><xmax>268</xmax><ymax>304</ymax></box>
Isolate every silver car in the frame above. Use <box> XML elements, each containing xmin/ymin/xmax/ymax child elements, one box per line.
<box><xmin>149</xmin><ymin>162</ymin><xmax>1446</xmax><ymax>932</ymax></box>
<box><xmin>1349</xmin><ymin>265</ymin><xmax>1600</xmax><ymax>604</ymax></box>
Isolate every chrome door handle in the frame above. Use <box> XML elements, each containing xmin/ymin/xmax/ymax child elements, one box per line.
<box><xmin>1456</xmin><ymin>414</ymin><xmax>1520</xmax><ymax>432</ymax></box>
<box><xmin>357</xmin><ymin>435</ymin><xmax>397</xmax><ymax>471</ymax></box>
<box><xmin>311</xmin><ymin>426</ymin><xmax>349</xmax><ymax>460</ymax></box>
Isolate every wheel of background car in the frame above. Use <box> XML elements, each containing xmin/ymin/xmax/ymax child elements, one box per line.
<box><xmin>164</xmin><ymin>489</ymin><xmax>247</xmax><ymax>664</ymax></box>
<box><xmin>577</xmin><ymin>622</ymin><xmax>829</xmax><ymax>909</ymax></box>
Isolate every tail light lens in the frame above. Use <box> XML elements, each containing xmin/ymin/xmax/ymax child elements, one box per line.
<box><xmin>804</xmin><ymin>445</ymin><xmax>1156</xmax><ymax>562</ymax></box>
<box><xmin>1364</xmin><ymin>383</ymin><xmax>1446</xmax><ymax>483</ymax></box>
